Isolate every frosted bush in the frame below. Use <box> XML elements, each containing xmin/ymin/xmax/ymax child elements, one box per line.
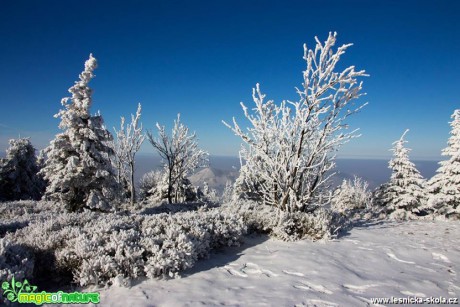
<box><xmin>226</xmin><ymin>201</ymin><xmax>345</xmax><ymax>241</ymax></box>
<box><xmin>139</xmin><ymin>170</ymin><xmax>200</xmax><ymax>204</ymax></box>
<box><xmin>139</xmin><ymin>170</ymin><xmax>164</xmax><ymax>201</ymax></box>
<box><xmin>0</xmin><ymin>238</ymin><xmax>35</xmax><ymax>283</ymax></box>
<box><xmin>331</xmin><ymin>176</ymin><xmax>377</xmax><ymax>221</ymax></box>
<box><xmin>1</xmin><ymin>204</ymin><xmax>246</xmax><ymax>287</ymax></box>
<box><xmin>200</xmin><ymin>181</ymin><xmax>220</xmax><ymax>204</ymax></box>
<box><xmin>332</xmin><ymin>176</ymin><xmax>371</xmax><ymax>212</ymax></box>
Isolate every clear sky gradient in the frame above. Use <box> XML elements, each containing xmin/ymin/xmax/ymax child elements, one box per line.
<box><xmin>0</xmin><ymin>0</ymin><xmax>458</xmax><ymax>159</ymax></box>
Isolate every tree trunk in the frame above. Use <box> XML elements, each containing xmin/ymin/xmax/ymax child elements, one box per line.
<box><xmin>130</xmin><ymin>161</ymin><xmax>135</xmax><ymax>206</ymax></box>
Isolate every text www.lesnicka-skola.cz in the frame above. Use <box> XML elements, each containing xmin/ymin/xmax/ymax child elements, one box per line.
<box><xmin>370</xmin><ymin>296</ymin><xmax>459</xmax><ymax>305</ymax></box>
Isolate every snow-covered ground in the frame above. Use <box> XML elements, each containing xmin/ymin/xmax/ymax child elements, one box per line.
<box><xmin>66</xmin><ymin>220</ymin><xmax>459</xmax><ymax>306</ymax></box>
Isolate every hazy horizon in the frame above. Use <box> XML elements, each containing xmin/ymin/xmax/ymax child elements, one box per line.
<box><xmin>133</xmin><ymin>154</ymin><xmax>440</xmax><ymax>192</ymax></box>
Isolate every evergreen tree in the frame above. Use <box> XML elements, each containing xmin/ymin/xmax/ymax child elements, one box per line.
<box><xmin>40</xmin><ymin>54</ymin><xmax>118</xmax><ymax>212</ymax></box>
<box><xmin>428</xmin><ymin>109</ymin><xmax>460</xmax><ymax>219</ymax></box>
<box><xmin>378</xmin><ymin>130</ymin><xmax>426</xmax><ymax>219</ymax></box>
<box><xmin>0</xmin><ymin>138</ymin><xmax>44</xmax><ymax>201</ymax></box>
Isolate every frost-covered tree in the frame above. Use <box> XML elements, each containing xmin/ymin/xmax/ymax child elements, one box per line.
<box><xmin>224</xmin><ymin>32</ymin><xmax>367</xmax><ymax>212</ymax></box>
<box><xmin>112</xmin><ymin>103</ymin><xmax>145</xmax><ymax>206</ymax></box>
<box><xmin>428</xmin><ymin>109</ymin><xmax>460</xmax><ymax>219</ymax></box>
<box><xmin>0</xmin><ymin>138</ymin><xmax>45</xmax><ymax>201</ymax></box>
<box><xmin>40</xmin><ymin>54</ymin><xmax>118</xmax><ymax>212</ymax></box>
<box><xmin>147</xmin><ymin>114</ymin><xmax>209</xmax><ymax>203</ymax></box>
<box><xmin>377</xmin><ymin>130</ymin><xmax>427</xmax><ymax>219</ymax></box>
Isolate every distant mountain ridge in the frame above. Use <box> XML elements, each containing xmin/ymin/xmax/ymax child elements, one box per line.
<box><xmin>189</xmin><ymin>167</ymin><xmax>239</xmax><ymax>194</ymax></box>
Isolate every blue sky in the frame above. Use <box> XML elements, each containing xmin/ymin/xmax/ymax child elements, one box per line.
<box><xmin>0</xmin><ymin>0</ymin><xmax>458</xmax><ymax>159</ymax></box>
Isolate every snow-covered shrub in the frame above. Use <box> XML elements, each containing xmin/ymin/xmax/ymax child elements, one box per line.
<box><xmin>59</xmin><ymin>216</ymin><xmax>145</xmax><ymax>286</ymax></box>
<box><xmin>1</xmin><ymin>204</ymin><xmax>246</xmax><ymax>287</ymax></box>
<box><xmin>224</xmin><ymin>32</ymin><xmax>367</xmax><ymax>212</ymax></box>
<box><xmin>141</xmin><ymin>209</ymin><xmax>246</xmax><ymax>279</ymax></box>
<box><xmin>139</xmin><ymin>170</ymin><xmax>201</xmax><ymax>204</ymax></box>
<box><xmin>272</xmin><ymin>208</ymin><xmax>338</xmax><ymax>241</ymax></box>
<box><xmin>375</xmin><ymin>130</ymin><xmax>427</xmax><ymax>220</ymax></box>
<box><xmin>40</xmin><ymin>54</ymin><xmax>118</xmax><ymax>212</ymax></box>
<box><xmin>0</xmin><ymin>221</ymin><xmax>29</xmax><ymax>238</ymax></box>
<box><xmin>0</xmin><ymin>201</ymin><xmax>68</xmax><ymax>239</ymax></box>
<box><xmin>199</xmin><ymin>181</ymin><xmax>220</xmax><ymax>204</ymax></box>
<box><xmin>0</xmin><ymin>138</ymin><xmax>45</xmax><ymax>201</ymax></box>
<box><xmin>227</xmin><ymin>201</ymin><xmax>344</xmax><ymax>241</ymax></box>
<box><xmin>0</xmin><ymin>238</ymin><xmax>35</xmax><ymax>283</ymax></box>
<box><xmin>331</xmin><ymin>176</ymin><xmax>374</xmax><ymax>220</ymax></box>
<box><xmin>139</xmin><ymin>170</ymin><xmax>166</xmax><ymax>201</ymax></box>
<box><xmin>428</xmin><ymin>109</ymin><xmax>460</xmax><ymax>219</ymax></box>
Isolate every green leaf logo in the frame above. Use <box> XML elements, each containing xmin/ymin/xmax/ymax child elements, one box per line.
<box><xmin>1</xmin><ymin>276</ymin><xmax>37</xmax><ymax>303</ymax></box>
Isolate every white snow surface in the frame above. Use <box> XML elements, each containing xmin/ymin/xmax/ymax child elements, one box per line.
<box><xmin>61</xmin><ymin>220</ymin><xmax>459</xmax><ymax>306</ymax></box>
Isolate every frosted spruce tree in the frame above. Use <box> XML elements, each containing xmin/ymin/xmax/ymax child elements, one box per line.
<box><xmin>147</xmin><ymin>114</ymin><xmax>208</xmax><ymax>203</ymax></box>
<box><xmin>428</xmin><ymin>109</ymin><xmax>460</xmax><ymax>219</ymax></box>
<box><xmin>40</xmin><ymin>54</ymin><xmax>118</xmax><ymax>212</ymax></box>
<box><xmin>0</xmin><ymin>138</ymin><xmax>45</xmax><ymax>201</ymax></box>
<box><xmin>112</xmin><ymin>103</ymin><xmax>145</xmax><ymax>206</ymax></box>
<box><xmin>224</xmin><ymin>32</ymin><xmax>367</xmax><ymax>212</ymax></box>
<box><xmin>378</xmin><ymin>130</ymin><xmax>427</xmax><ymax>219</ymax></box>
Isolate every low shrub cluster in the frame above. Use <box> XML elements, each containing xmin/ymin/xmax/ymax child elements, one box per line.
<box><xmin>0</xmin><ymin>202</ymin><xmax>246</xmax><ymax>288</ymax></box>
<box><xmin>0</xmin><ymin>197</ymin><xmax>361</xmax><ymax>293</ymax></box>
<box><xmin>226</xmin><ymin>201</ymin><xmax>348</xmax><ymax>241</ymax></box>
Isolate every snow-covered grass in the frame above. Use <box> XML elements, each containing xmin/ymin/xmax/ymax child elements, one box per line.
<box><xmin>58</xmin><ymin>219</ymin><xmax>459</xmax><ymax>306</ymax></box>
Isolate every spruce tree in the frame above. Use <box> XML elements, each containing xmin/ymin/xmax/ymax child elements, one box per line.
<box><xmin>428</xmin><ymin>109</ymin><xmax>460</xmax><ymax>219</ymax></box>
<box><xmin>40</xmin><ymin>54</ymin><xmax>118</xmax><ymax>212</ymax></box>
<box><xmin>378</xmin><ymin>130</ymin><xmax>426</xmax><ymax>219</ymax></box>
<box><xmin>0</xmin><ymin>138</ymin><xmax>44</xmax><ymax>201</ymax></box>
